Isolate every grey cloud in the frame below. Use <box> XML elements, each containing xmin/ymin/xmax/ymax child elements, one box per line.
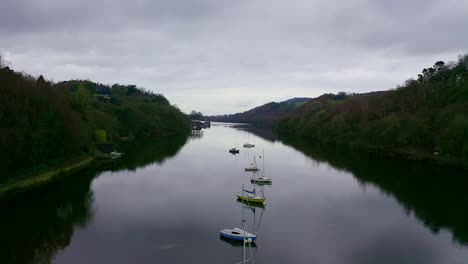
<box><xmin>1</xmin><ymin>0</ymin><xmax>467</xmax><ymax>114</ymax></box>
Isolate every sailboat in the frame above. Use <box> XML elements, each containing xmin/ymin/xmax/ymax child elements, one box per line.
<box><xmin>219</xmin><ymin>227</ymin><xmax>257</xmax><ymax>242</ymax></box>
<box><xmin>236</xmin><ymin>184</ymin><xmax>265</xmax><ymax>205</ymax></box>
<box><xmin>229</xmin><ymin>135</ymin><xmax>240</xmax><ymax>154</ymax></box>
<box><xmin>244</xmin><ymin>156</ymin><xmax>260</xmax><ymax>172</ymax></box>
<box><xmin>220</xmin><ymin>203</ymin><xmax>258</xmax><ymax>264</ymax></box>
<box><xmin>251</xmin><ymin>151</ymin><xmax>272</xmax><ymax>184</ymax></box>
<box><xmin>243</xmin><ymin>133</ymin><xmax>255</xmax><ymax>148</ymax></box>
<box><xmin>229</xmin><ymin>148</ymin><xmax>240</xmax><ymax>154</ymax></box>
<box><xmin>220</xmin><ymin>195</ymin><xmax>257</xmax><ymax>242</ymax></box>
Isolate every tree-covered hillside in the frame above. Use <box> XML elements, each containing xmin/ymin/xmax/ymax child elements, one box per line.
<box><xmin>206</xmin><ymin>97</ymin><xmax>311</xmax><ymax>125</ymax></box>
<box><xmin>0</xmin><ymin>60</ymin><xmax>190</xmax><ymax>181</ymax></box>
<box><xmin>278</xmin><ymin>55</ymin><xmax>468</xmax><ymax>168</ymax></box>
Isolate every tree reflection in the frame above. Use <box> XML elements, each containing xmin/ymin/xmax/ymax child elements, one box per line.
<box><xmin>103</xmin><ymin>135</ymin><xmax>189</xmax><ymax>171</ymax></box>
<box><xmin>0</xmin><ymin>134</ymin><xmax>189</xmax><ymax>264</ymax></box>
<box><xmin>0</xmin><ymin>168</ymin><xmax>95</xmax><ymax>264</ymax></box>
<box><xmin>282</xmin><ymin>137</ymin><xmax>468</xmax><ymax>246</ymax></box>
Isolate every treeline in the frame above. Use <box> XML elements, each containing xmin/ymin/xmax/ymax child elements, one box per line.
<box><xmin>0</xmin><ymin>60</ymin><xmax>190</xmax><ymax>181</ymax></box>
<box><xmin>206</xmin><ymin>97</ymin><xmax>311</xmax><ymax>125</ymax></box>
<box><xmin>278</xmin><ymin>55</ymin><xmax>468</xmax><ymax>168</ymax></box>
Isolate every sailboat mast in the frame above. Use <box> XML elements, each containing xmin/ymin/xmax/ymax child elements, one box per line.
<box><xmin>262</xmin><ymin>150</ymin><xmax>265</xmax><ymax>177</ymax></box>
<box><xmin>242</xmin><ymin>218</ymin><xmax>246</xmax><ymax>264</ymax></box>
<box><xmin>241</xmin><ymin>184</ymin><xmax>246</xmax><ymax>264</ymax></box>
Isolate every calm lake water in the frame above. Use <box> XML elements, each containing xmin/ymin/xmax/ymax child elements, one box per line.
<box><xmin>1</xmin><ymin>123</ymin><xmax>468</xmax><ymax>264</ymax></box>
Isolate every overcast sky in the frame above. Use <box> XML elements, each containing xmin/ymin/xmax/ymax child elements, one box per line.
<box><xmin>1</xmin><ymin>0</ymin><xmax>467</xmax><ymax>115</ymax></box>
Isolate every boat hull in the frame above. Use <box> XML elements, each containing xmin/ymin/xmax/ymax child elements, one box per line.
<box><xmin>236</xmin><ymin>195</ymin><xmax>265</xmax><ymax>204</ymax></box>
<box><xmin>237</xmin><ymin>198</ymin><xmax>266</xmax><ymax>208</ymax></box>
<box><xmin>250</xmin><ymin>177</ymin><xmax>272</xmax><ymax>184</ymax></box>
<box><xmin>220</xmin><ymin>228</ymin><xmax>257</xmax><ymax>241</ymax></box>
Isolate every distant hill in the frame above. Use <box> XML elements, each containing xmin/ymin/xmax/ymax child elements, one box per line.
<box><xmin>205</xmin><ymin>97</ymin><xmax>311</xmax><ymax>125</ymax></box>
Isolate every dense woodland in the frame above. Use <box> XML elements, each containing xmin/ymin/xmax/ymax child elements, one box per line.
<box><xmin>0</xmin><ymin>58</ymin><xmax>190</xmax><ymax>182</ymax></box>
<box><xmin>278</xmin><ymin>55</ymin><xmax>468</xmax><ymax>168</ymax></box>
<box><xmin>206</xmin><ymin>97</ymin><xmax>310</xmax><ymax>125</ymax></box>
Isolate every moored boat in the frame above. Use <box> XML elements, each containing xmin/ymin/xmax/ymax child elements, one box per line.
<box><xmin>251</xmin><ymin>151</ymin><xmax>272</xmax><ymax>184</ymax></box>
<box><xmin>236</xmin><ymin>194</ymin><xmax>265</xmax><ymax>204</ymax></box>
<box><xmin>236</xmin><ymin>185</ymin><xmax>265</xmax><ymax>205</ymax></box>
<box><xmin>250</xmin><ymin>176</ymin><xmax>272</xmax><ymax>184</ymax></box>
<box><xmin>219</xmin><ymin>228</ymin><xmax>257</xmax><ymax>241</ymax></box>
<box><xmin>229</xmin><ymin>148</ymin><xmax>240</xmax><ymax>154</ymax></box>
<box><xmin>245</xmin><ymin>156</ymin><xmax>260</xmax><ymax>171</ymax></box>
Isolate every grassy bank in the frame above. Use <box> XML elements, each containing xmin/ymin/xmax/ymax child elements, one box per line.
<box><xmin>0</xmin><ymin>156</ymin><xmax>95</xmax><ymax>199</ymax></box>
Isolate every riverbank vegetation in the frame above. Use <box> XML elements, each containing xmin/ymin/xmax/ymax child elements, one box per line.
<box><xmin>0</xmin><ymin>58</ymin><xmax>190</xmax><ymax>184</ymax></box>
<box><xmin>278</xmin><ymin>54</ymin><xmax>468</xmax><ymax>169</ymax></box>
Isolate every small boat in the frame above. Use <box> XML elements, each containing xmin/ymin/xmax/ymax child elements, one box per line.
<box><xmin>250</xmin><ymin>176</ymin><xmax>272</xmax><ymax>184</ymax></box>
<box><xmin>220</xmin><ymin>196</ymin><xmax>260</xmax><ymax>264</ymax></box>
<box><xmin>110</xmin><ymin>151</ymin><xmax>124</xmax><ymax>159</ymax></box>
<box><xmin>236</xmin><ymin>185</ymin><xmax>265</xmax><ymax>205</ymax></box>
<box><xmin>251</xmin><ymin>151</ymin><xmax>272</xmax><ymax>184</ymax></box>
<box><xmin>229</xmin><ymin>148</ymin><xmax>240</xmax><ymax>154</ymax></box>
<box><xmin>236</xmin><ymin>194</ymin><xmax>265</xmax><ymax>204</ymax></box>
<box><xmin>243</xmin><ymin>133</ymin><xmax>255</xmax><ymax>148</ymax></box>
<box><xmin>237</xmin><ymin>197</ymin><xmax>266</xmax><ymax>208</ymax></box>
<box><xmin>245</xmin><ymin>156</ymin><xmax>260</xmax><ymax>172</ymax></box>
<box><xmin>219</xmin><ymin>228</ymin><xmax>257</xmax><ymax>242</ymax></box>
<box><xmin>230</xmin><ymin>135</ymin><xmax>240</xmax><ymax>154</ymax></box>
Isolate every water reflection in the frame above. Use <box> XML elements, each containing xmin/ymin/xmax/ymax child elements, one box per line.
<box><xmin>231</xmin><ymin>124</ymin><xmax>278</xmax><ymax>143</ymax></box>
<box><xmin>0</xmin><ymin>168</ymin><xmax>95</xmax><ymax>264</ymax></box>
<box><xmin>3</xmin><ymin>126</ymin><xmax>468</xmax><ymax>264</ymax></box>
<box><xmin>281</xmin><ymin>137</ymin><xmax>468</xmax><ymax>246</ymax></box>
<box><xmin>105</xmin><ymin>135</ymin><xmax>189</xmax><ymax>171</ymax></box>
<box><xmin>190</xmin><ymin>130</ymin><xmax>204</xmax><ymax>140</ymax></box>
<box><xmin>0</xmin><ymin>135</ymin><xmax>189</xmax><ymax>264</ymax></box>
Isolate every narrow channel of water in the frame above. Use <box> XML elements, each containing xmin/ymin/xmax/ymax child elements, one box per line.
<box><xmin>1</xmin><ymin>123</ymin><xmax>467</xmax><ymax>264</ymax></box>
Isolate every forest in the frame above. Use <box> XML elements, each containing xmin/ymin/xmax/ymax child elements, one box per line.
<box><xmin>278</xmin><ymin>54</ymin><xmax>468</xmax><ymax>168</ymax></box>
<box><xmin>205</xmin><ymin>97</ymin><xmax>311</xmax><ymax>125</ymax></box>
<box><xmin>0</xmin><ymin>58</ymin><xmax>190</xmax><ymax>182</ymax></box>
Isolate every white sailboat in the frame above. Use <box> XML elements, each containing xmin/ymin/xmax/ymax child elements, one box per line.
<box><xmin>220</xmin><ymin>191</ymin><xmax>258</xmax><ymax>242</ymax></box>
<box><xmin>243</xmin><ymin>133</ymin><xmax>255</xmax><ymax>148</ymax></box>
<box><xmin>251</xmin><ymin>151</ymin><xmax>272</xmax><ymax>184</ymax></box>
<box><xmin>244</xmin><ymin>156</ymin><xmax>260</xmax><ymax>172</ymax></box>
<box><xmin>219</xmin><ymin>227</ymin><xmax>256</xmax><ymax>242</ymax></box>
<box><xmin>220</xmin><ymin>200</ymin><xmax>259</xmax><ymax>264</ymax></box>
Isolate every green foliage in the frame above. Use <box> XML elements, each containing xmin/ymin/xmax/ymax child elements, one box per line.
<box><xmin>0</xmin><ymin>65</ymin><xmax>190</xmax><ymax>182</ymax></box>
<box><xmin>70</xmin><ymin>83</ymin><xmax>92</xmax><ymax>119</ymax></box>
<box><xmin>95</xmin><ymin>130</ymin><xmax>107</xmax><ymax>143</ymax></box>
<box><xmin>189</xmin><ymin>110</ymin><xmax>203</xmax><ymax>120</ymax></box>
<box><xmin>279</xmin><ymin>54</ymin><xmax>468</xmax><ymax>168</ymax></box>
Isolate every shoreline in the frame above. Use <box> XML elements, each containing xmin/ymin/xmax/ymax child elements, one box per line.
<box><xmin>279</xmin><ymin>136</ymin><xmax>466</xmax><ymax>170</ymax></box>
<box><xmin>0</xmin><ymin>156</ymin><xmax>96</xmax><ymax>200</ymax></box>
